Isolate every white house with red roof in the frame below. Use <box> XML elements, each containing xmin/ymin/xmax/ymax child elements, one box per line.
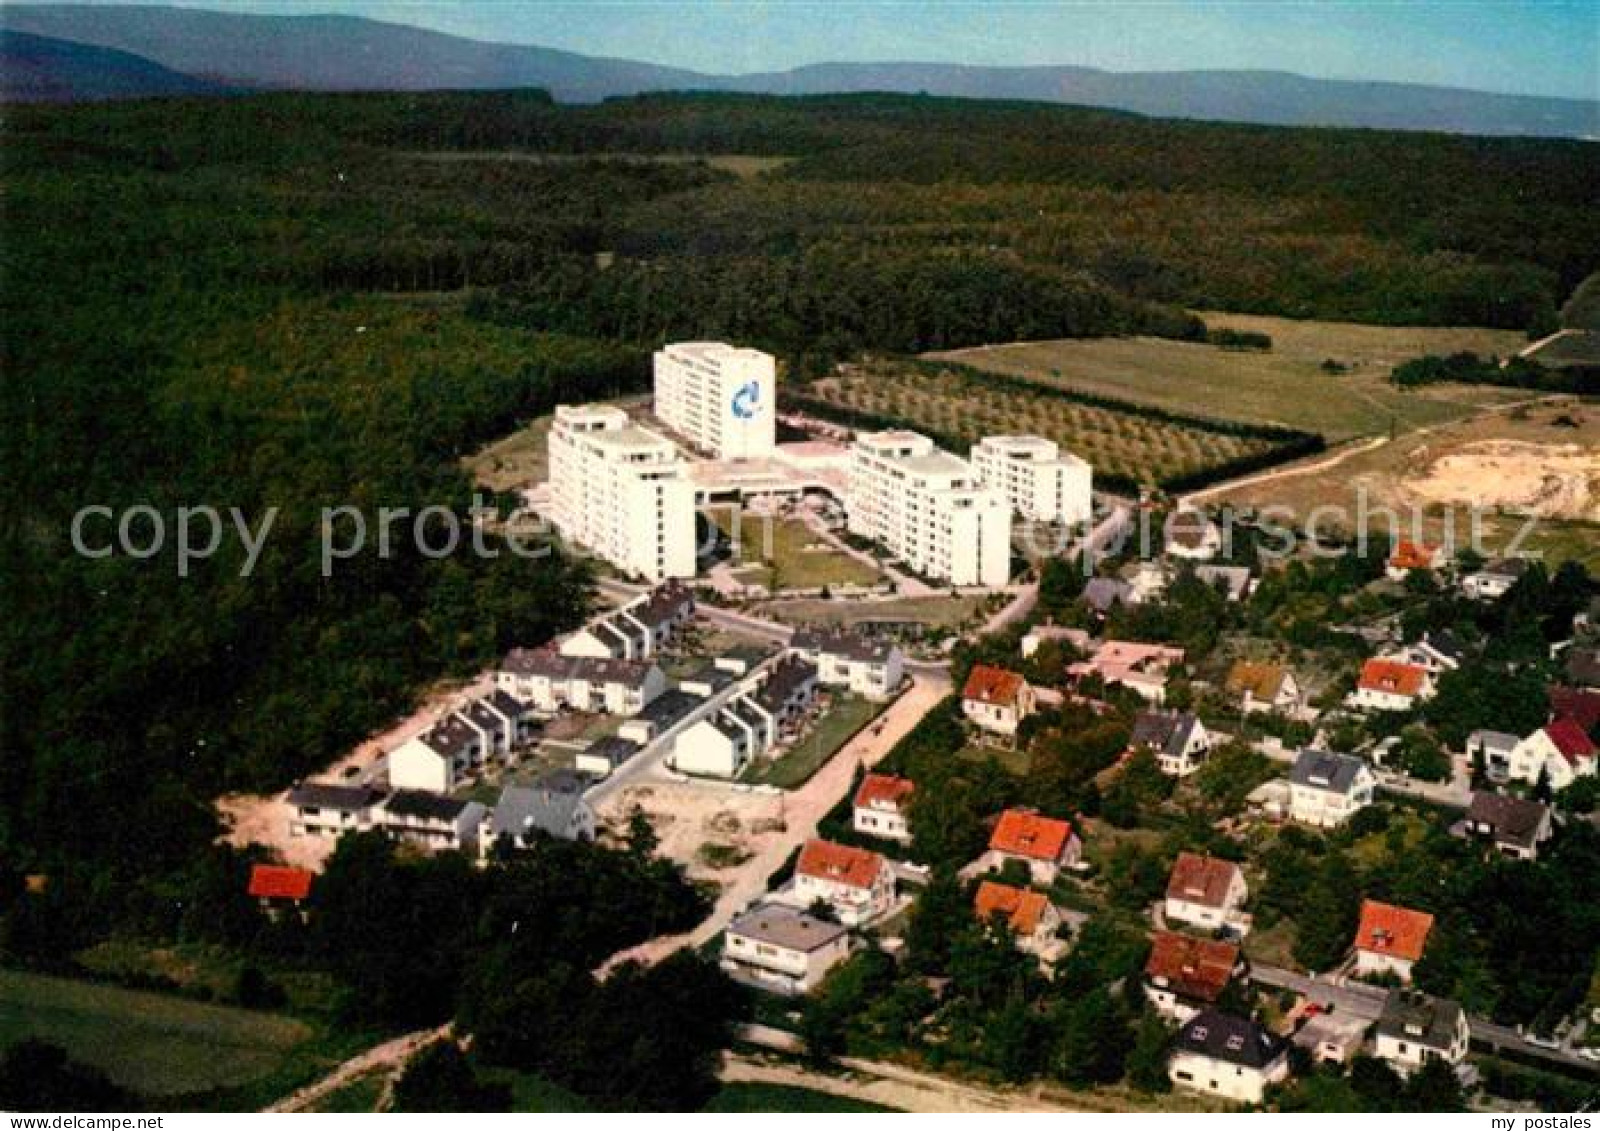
<box><xmin>1385</xmin><ymin>539</ymin><xmax>1446</xmax><ymax>581</ymax></box>
<box><xmin>962</xmin><ymin>809</ymin><xmax>1082</xmax><ymax>885</ymax></box>
<box><xmin>1352</xmin><ymin>900</ymin><xmax>1435</xmax><ymax>982</ymax></box>
<box><xmin>787</xmin><ymin>838</ymin><xmax>895</xmax><ymax>926</ymax></box>
<box><xmin>1164</xmin><ymin>853</ymin><xmax>1250</xmax><ymax>935</ymax></box>
<box><xmin>961</xmin><ymin>664</ymin><xmax>1036</xmax><ymax>738</ymax></box>
<box><xmin>1508</xmin><ymin>719</ymin><xmax>1598</xmax><ymax>791</ymax></box>
<box><xmin>852</xmin><ymin>773</ymin><xmax>915</xmax><ymax>842</ymax></box>
<box><xmin>1348</xmin><ymin>658</ymin><xmax>1435</xmax><ymax>712</ymax></box>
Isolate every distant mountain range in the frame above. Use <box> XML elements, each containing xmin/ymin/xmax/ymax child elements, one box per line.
<box><xmin>3</xmin><ymin>3</ymin><xmax>1596</xmax><ymax>138</ymax></box>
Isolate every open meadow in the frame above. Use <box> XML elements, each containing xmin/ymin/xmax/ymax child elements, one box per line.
<box><xmin>0</xmin><ymin>968</ymin><xmax>314</xmax><ymax>1099</ymax></box>
<box><xmin>928</xmin><ymin>313</ymin><xmax>1528</xmax><ymax>441</ymax></box>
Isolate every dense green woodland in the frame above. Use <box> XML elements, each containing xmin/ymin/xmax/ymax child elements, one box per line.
<box><xmin>2</xmin><ymin>90</ymin><xmax>1596</xmax><ymax>975</ymax></box>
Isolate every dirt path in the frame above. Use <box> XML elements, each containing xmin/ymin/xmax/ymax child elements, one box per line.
<box><xmin>1183</xmin><ymin>393</ymin><xmax>1571</xmax><ymax>508</ymax></box>
<box><xmin>265</xmin><ymin>1024</ymin><xmax>452</xmax><ymax>1112</ymax></box>
<box><xmin>596</xmin><ymin>672</ymin><xmax>949</xmax><ymax>974</ymax></box>
<box><xmin>217</xmin><ymin>673</ymin><xmax>493</xmax><ymax>871</ymax></box>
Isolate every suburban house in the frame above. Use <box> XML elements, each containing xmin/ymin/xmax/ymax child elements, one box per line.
<box><xmin>496</xmin><ymin>647</ymin><xmax>666</xmax><ymax>716</ymax></box>
<box><xmin>1225</xmin><ymin>661</ymin><xmax>1300</xmax><ymax>716</ymax></box>
<box><xmin>1287</xmin><ymin>749</ymin><xmax>1376</xmax><ymax>828</ymax></box>
<box><xmin>1386</xmin><ymin>539</ymin><xmax>1446</xmax><ymax>581</ymax></box>
<box><xmin>790</xmin><ymin>628</ymin><xmax>905</xmax><ymax>701</ymax></box>
<box><xmin>1386</xmin><ymin>630</ymin><xmax>1465</xmax><ymax>675</ymax></box>
<box><xmin>1020</xmin><ymin>624</ymin><xmax>1093</xmax><ymax>660</ymax></box>
<box><xmin>484</xmin><ymin>771</ymin><xmax>595</xmax><ymax>851</ymax></box>
<box><xmin>671</xmin><ymin>695</ymin><xmax>774</xmax><ymax>779</ymax></box>
<box><xmin>618</xmin><ymin>689</ymin><xmax>702</xmax><ymax>745</ymax></box>
<box><xmin>1455</xmin><ymin>792</ymin><xmax>1553</xmax><ymax>860</ymax></box>
<box><xmin>1168</xmin><ymin>1010</ymin><xmax>1290</xmax><ymax>1105</ymax></box>
<box><xmin>852</xmin><ymin>773</ymin><xmax>915</xmax><ymax>842</ymax></box>
<box><xmin>1374</xmin><ymin>990</ymin><xmax>1471</xmax><ymax>1075</ymax></box>
<box><xmin>973</xmin><ymin>880</ymin><xmax>1066</xmax><ymax>964</ymax></box>
<box><xmin>1566</xmin><ymin>646</ymin><xmax>1600</xmax><ymax>692</ymax></box>
<box><xmin>1349</xmin><ymin>658</ymin><xmax>1434</xmax><ymax>712</ymax></box>
<box><xmin>961</xmin><ymin>664</ymin><xmax>1036</xmax><ymax>738</ymax></box>
<box><xmin>721</xmin><ymin>905</ymin><xmax>852</xmax><ymax>995</ymax></box>
<box><xmin>1467</xmin><ymin>729</ymin><xmax>1521</xmax><ymax>783</ymax></box>
<box><xmin>1164</xmin><ymin>853</ymin><xmax>1249</xmax><ymax>935</ymax></box>
<box><xmin>1144</xmin><ymin>932</ymin><xmax>1245</xmax><ymax>1023</ymax></box>
<box><xmin>1506</xmin><ymin>719</ymin><xmax>1598</xmax><ymax>791</ymax></box>
<box><xmin>964</xmin><ymin>809</ymin><xmax>1082</xmax><ymax>885</ymax></box>
<box><xmin>1195</xmin><ymin>564</ymin><xmax>1254</xmax><ymax>603</ymax></box>
<box><xmin>789</xmin><ymin>838</ymin><xmax>895</xmax><ymax>926</ymax></box>
<box><xmin>1130</xmin><ymin>710</ymin><xmax>1212</xmax><ymax>777</ymax></box>
<box><xmin>247</xmin><ymin>864</ymin><xmax>313</xmax><ymax>919</ymax></box>
<box><xmin>574</xmin><ymin>735</ymin><xmax>641</xmax><ymax>779</ymax></box>
<box><xmin>1352</xmin><ymin>899</ymin><xmax>1434</xmax><ymax>982</ymax></box>
<box><xmin>388</xmin><ymin>712</ymin><xmax>488</xmax><ymax>794</ymax></box>
<box><xmin>1165</xmin><ymin>509</ymin><xmax>1223</xmax><ymax>561</ymax></box>
<box><xmin>1082</xmin><ymin>577</ymin><xmax>1134</xmax><ymax>617</ymax></box>
<box><xmin>377</xmin><ymin>791</ymin><xmax>485</xmax><ymax>853</ymax></box>
<box><xmin>755</xmin><ymin>655</ymin><xmax>819</xmax><ymax>731</ymax></box>
<box><xmin>1550</xmin><ymin>686</ymin><xmax>1600</xmax><ymax>733</ymax></box>
<box><xmin>285</xmin><ymin>782</ymin><xmax>387</xmax><ymax>838</ymax></box>
<box><xmin>1461</xmin><ymin>557</ymin><xmax>1528</xmax><ymax>601</ymax></box>
<box><xmin>1068</xmin><ymin>640</ymin><xmax>1186</xmax><ymax>704</ymax></box>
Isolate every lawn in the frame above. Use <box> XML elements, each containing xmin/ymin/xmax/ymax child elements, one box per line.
<box><xmin>704</xmin><ymin>1082</ymin><xmax>897</xmax><ymax>1112</ymax></box>
<box><xmin>956</xmin><ymin>742</ymin><xmax>1031</xmax><ymax>777</ymax></box>
<box><xmin>745</xmin><ymin>695</ymin><xmax>884</xmax><ymax>789</ymax></box>
<box><xmin>928</xmin><ymin>313</ymin><xmax>1527</xmax><ymax>442</ymax></box>
<box><xmin>0</xmin><ymin>968</ymin><xmax>313</xmax><ymax>1098</ymax></box>
<box><xmin>760</xmin><ymin>594</ymin><xmax>986</xmax><ymax>631</ymax></box>
<box><xmin>715</xmin><ymin>513</ymin><xmax>882</xmax><ymax>592</ymax></box>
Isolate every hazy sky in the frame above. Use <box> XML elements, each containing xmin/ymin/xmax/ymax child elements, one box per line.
<box><xmin>67</xmin><ymin>1</ymin><xmax>1600</xmax><ymax>99</ymax></box>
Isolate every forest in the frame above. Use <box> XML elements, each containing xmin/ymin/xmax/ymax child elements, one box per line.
<box><xmin>2</xmin><ymin>88</ymin><xmax>1597</xmax><ymax>975</ymax></box>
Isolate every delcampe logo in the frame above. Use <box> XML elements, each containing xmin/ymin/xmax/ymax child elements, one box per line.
<box><xmin>730</xmin><ymin>380</ymin><xmax>762</xmax><ymax>420</ymax></box>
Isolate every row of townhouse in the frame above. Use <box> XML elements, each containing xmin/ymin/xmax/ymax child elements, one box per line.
<box><xmin>387</xmin><ymin>689</ymin><xmax>537</xmax><ymax>794</ymax></box>
<box><xmin>670</xmin><ymin>655</ymin><xmax>820</xmax><ymax>778</ymax></box>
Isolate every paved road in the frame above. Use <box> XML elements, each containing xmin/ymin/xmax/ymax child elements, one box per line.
<box><xmin>1253</xmin><ymin>963</ymin><xmax>1600</xmax><ymax>1076</ymax></box>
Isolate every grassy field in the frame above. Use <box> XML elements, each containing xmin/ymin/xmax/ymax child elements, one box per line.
<box><xmin>793</xmin><ymin>357</ymin><xmax>1288</xmax><ymax>488</ymax></box>
<box><xmin>0</xmin><ymin>968</ymin><xmax>313</xmax><ymax>1098</ymax></box>
<box><xmin>1212</xmin><ymin>400</ymin><xmax>1600</xmax><ymax>569</ymax></box>
<box><xmin>759</xmin><ymin>593</ymin><xmax>987</xmax><ymax>630</ymax></box>
<box><xmin>928</xmin><ymin>313</ymin><xmax>1527</xmax><ymax>442</ymax></box>
<box><xmin>715</xmin><ymin>513</ymin><xmax>882</xmax><ymax>592</ymax></box>
<box><xmin>409</xmin><ymin>151</ymin><xmax>793</xmax><ymax>178</ymax></box>
<box><xmin>1526</xmin><ymin>330</ymin><xmax>1600</xmax><ymax>368</ymax></box>
<box><xmin>745</xmin><ymin>695</ymin><xmax>884</xmax><ymax>789</ymax></box>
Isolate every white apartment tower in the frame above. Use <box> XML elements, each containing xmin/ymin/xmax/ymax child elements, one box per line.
<box><xmin>970</xmin><ymin>435</ymin><xmax>1093</xmax><ymax>525</ymax></box>
<box><xmin>653</xmin><ymin>341</ymin><xmax>777</xmax><ymax>460</ymax></box>
<box><xmin>547</xmin><ymin>404</ymin><xmax>696</xmax><ymax>582</ymax></box>
<box><xmin>845</xmin><ymin>430</ymin><xmax>1012</xmax><ymax>587</ymax></box>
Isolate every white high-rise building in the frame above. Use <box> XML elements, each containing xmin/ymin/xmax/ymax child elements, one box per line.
<box><xmin>970</xmin><ymin>435</ymin><xmax>1093</xmax><ymax>525</ymax></box>
<box><xmin>845</xmin><ymin>430</ymin><xmax>1012</xmax><ymax>587</ymax></box>
<box><xmin>547</xmin><ymin>405</ymin><xmax>696</xmax><ymax>582</ymax></box>
<box><xmin>653</xmin><ymin>341</ymin><xmax>777</xmax><ymax>460</ymax></box>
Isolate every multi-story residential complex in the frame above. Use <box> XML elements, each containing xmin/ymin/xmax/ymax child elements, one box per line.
<box><xmin>969</xmin><ymin>435</ymin><xmax>1092</xmax><ymax>525</ymax></box>
<box><xmin>652</xmin><ymin>341</ymin><xmax>777</xmax><ymax>460</ymax></box>
<box><xmin>845</xmin><ymin>430</ymin><xmax>1011</xmax><ymax>587</ymax></box>
<box><xmin>721</xmin><ymin>905</ymin><xmax>852</xmax><ymax>995</ymax></box>
<box><xmin>546</xmin><ymin>404</ymin><xmax>696</xmax><ymax>581</ymax></box>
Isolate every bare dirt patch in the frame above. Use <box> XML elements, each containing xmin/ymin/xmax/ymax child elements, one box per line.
<box><xmin>1403</xmin><ymin>440</ymin><xmax>1600</xmax><ymax>521</ymax></box>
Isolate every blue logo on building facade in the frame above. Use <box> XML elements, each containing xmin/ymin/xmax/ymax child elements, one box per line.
<box><xmin>731</xmin><ymin>380</ymin><xmax>762</xmax><ymax>420</ymax></box>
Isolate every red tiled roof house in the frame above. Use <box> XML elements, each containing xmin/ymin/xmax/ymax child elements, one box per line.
<box><xmin>1144</xmin><ymin>931</ymin><xmax>1246</xmax><ymax>1022</ymax></box>
<box><xmin>1352</xmin><ymin>899</ymin><xmax>1435</xmax><ymax>982</ymax></box>
<box><xmin>1349</xmin><ymin>659</ymin><xmax>1435</xmax><ymax>713</ymax></box>
<box><xmin>974</xmin><ymin>880</ymin><xmax>1066</xmax><ymax>964</ymax></box>
<box><xmin>962</xmin><ymin>808</ymin><xmax>1082</xmax><ymax>885</ymax></box>
<box><xmin>961</xmin><ymin>664</ymin><xmax>1036</xmax><ymax>738</ymax></box>
<box><xmin>1164</xmin><ymin>852</ymin><xmax>1250</xmax><ymax>935</ymax></box>
<box><xmin>1509</xmin><ymin>718</ymin><xmax>1598</xmax><ymax>791</ymax></box>
<box><xmin>790</xmin><ymin>838</ymin><xmax>895</xmax><ymax>927</ymax></box>
<box><xmin>852</xmin><ymin>773</ymin><xmax>915</xmax><ymax>843</ymax></box>
<box><xmin>247</xmin><ymin>864</ymin><xmax>314</xmax><ymax>920</ymax></box>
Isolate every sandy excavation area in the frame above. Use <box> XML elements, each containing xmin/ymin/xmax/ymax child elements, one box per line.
<box><xmin>1401</xmin><ymin>440</ymin><xmax>1600</xmax><ymax>520</ymax></box>
<box><xmin>597</xmin><ymin>781</ymin><xmax>786</xmax><ymax>885</ymax></box>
